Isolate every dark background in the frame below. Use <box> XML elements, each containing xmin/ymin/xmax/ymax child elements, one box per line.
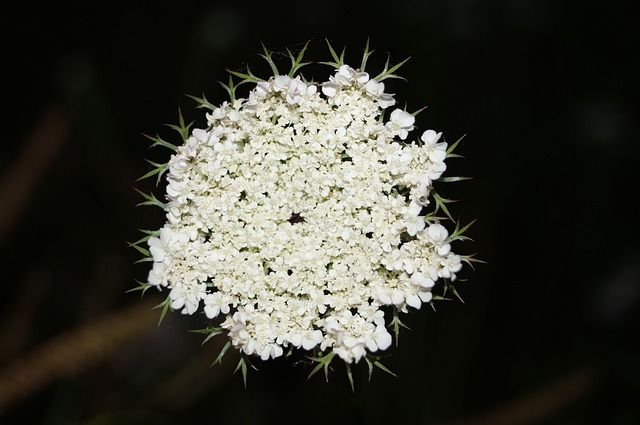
<box><xmin>1</xmin><ymin>1</ymin><xmax>639</xmax><ymax>424</ymax></box>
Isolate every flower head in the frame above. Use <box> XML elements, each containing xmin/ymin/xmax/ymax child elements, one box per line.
<box><xmin>133</xmin><ymin>40</ymin><xmax>474</xmax><ymax>384</ymax></box>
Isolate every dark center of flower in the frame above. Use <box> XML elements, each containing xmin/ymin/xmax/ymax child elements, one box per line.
<box><xmin>288</xmin><ymin>212</ymin><xmax>305</xmax><ymax>224</ymax></box>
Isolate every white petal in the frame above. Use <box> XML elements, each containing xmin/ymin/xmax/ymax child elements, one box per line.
<box><xmin>378</xmin><ymin>94</ymin><xmax>396</xmax><ymax>109</ymax></box>
<box><xmin>192</xmin><ymin>128</ymin><xmax>209</xmax><ymax>143</ymax></box>
<box><xmin>289</xmin><ymin>333</ymin><xmax>302</xmax><ymax>347</ymax></box>
<box><xmin>273</xmin><ymin>75</ymin><xmax>290</xmax><ymax>91</ymax></box>
<box><xmin>427</xmin><ymin>223</ymin><xmax>448</xmax><ymax>243</ymax></box>
<box><xmin>355</xmin><ymin>71</ymin><xmax>370</xmax><ymax>84</ymax></box>
<box><xmin>375</xmin><ymin>327</ymin><xmax>392</xmax><ymax>351</ymax></box>
<box><xmin>438</xmin><ymin>243</ymin><xmax>452</xmax><ymax>256</ymax></box>
<box><xmin>391</xmin><ymin>290</ymin><xmax>404</xmax><ymax>305</ymax></box>
<box><xmin>378</xmin><ymin>292</ymin><xmax>392</xmax><ymax>305</ymax></box>
<box><xmin>322</xmin><ymin>83</ymin><xmax>338</xmax><ymax>97</ymax></box>
<box><xmin>421</xmin><ymin>129</ymin><xmax>442</xmax><ymax>145</ymax></box>
<box><xmin>406</xmin><ymin>294</ymin><xmax>422</xmax><ymax>309</ymax></box>
<box><xmin>365</xmin><ymin>337</ymin><xmax>378</xmax><ymax>352</ymax></box>
<box><xmin>411</xmin><ymin>272</ymin><xmax>435</xmax><ymax>289</ymax></box>
<box><xmin>170</xmin><ymin>297</ymin><xmax>184</xmax><ymax>310</ymax></box>
<box><xmin>301</xmin><ymin>335</ymin><xmax>317</xmax><ymax>350</ymax></box>
<box><xmin>418</xmin><ymin>291</ymin><xmax>433</xmax><ymax>303</ymax></box>
<box><xmin>391</xmin><ymin>109</ymin><xmax>415</xmax><ymax>127</ymax></box>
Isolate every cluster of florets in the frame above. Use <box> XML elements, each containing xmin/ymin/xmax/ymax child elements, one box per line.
<box><xmin>134</xmin><ymin>42</ymin><xmax>471</xmax><ymax>380</ymax></box>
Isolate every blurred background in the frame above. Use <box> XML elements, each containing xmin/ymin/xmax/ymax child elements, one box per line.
<box><xmin>1</xmin><ymin>1</ymin><xmax>638</xmax><ymax>424</ymax></box>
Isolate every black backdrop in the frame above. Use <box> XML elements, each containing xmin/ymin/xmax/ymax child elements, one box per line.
<box><xmin>1</xmin><ymin>1</ymin><xmax>639</xmax><ymax>424</ymax></box>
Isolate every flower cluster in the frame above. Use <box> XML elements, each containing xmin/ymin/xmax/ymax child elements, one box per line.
<box><xmin>133</xmin><ymin>42</ymin><xmax>473</xmax><ymax>382</ymax></box>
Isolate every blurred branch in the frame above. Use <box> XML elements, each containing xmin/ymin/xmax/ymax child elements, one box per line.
<box><xmin>0</xmin><ymin>108</ymin><xmax>71</xmax><ymax>243</ymax></box>
<box><xmin>0</xmin><ymin>269</ymin><xmax>49</xmax><ymax>362</ymax></box>
<box><xmin>147</xmin><ymin>337</ymin><xmax>238</xmax><ymax>410</ymax></box>
<box><xmin>0</xmin><ymin>298</ymin><xmax>160</xmax><ymax>414</ymax></box>
<box><xmin>438</xmin><ymin>365</ymin><xmax>597</xmax><ymax>425</ymax></box>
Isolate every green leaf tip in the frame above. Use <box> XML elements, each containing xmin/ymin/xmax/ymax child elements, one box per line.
<box><xmin>154</xmin><ymin>296</ymin><xmax>172</xmax><ymax>326</ymax></box>
<box><xmin>360</xmin><ymin>37</ymin><xmax>375</xmax><ymax>72</ymax></box>
<box><xmin>134</xmin><ymin>188</ymin><xmax>165</xmax><ymax>210</ymax></box>
<box><xmin>307</xmin><ymin>351</ymin><xmax>336</xmax><ymax>382</ymax></box>
<box><xmin>390</xmin><ymin>308</ymin><xmax>411</xmax><ymax>346</ymax></box>
<box><xmin>213</xmin><ymin>341</ymin><xmax>232</xmax><ymax>366</ymax></box>
<box><xmin>234</xmin><ymin>354</ymin><xmax>256</xmax><ymax>388</ymax></box>
<box><xmin>143</xmin><ymin>133</ymin><xmax>178</xmax><ymax>152</ymax></box>
<box><xmin>227</xmin><ymin>66</ymin><xmax>264</xmax><ymax>84</ymax></box>
<box><xmin>219</xmin><ymin>74</ymin><xmax>239</xmax><ymax>102</ymax></box>
<box><xmin>164</xmin><ymin>108</ymin><xmax>194</xmax><ymax>143</ymax></box>
<box><xmin>260</xmin><ymin>42</ymin><xmax>280</xmax><ymax>76</ymax></box>
<box><xmin>137</xmin><ymin>159</ymin><xmax>168</xmax><ymax>187</ymax></box>
<box><xmin>322</xmin><ymin>39</ymin><xmax>346</xmax><ymax>68</ymax></box>
<box><xmin>374</xmin><ymin>55</ymin><xmax>410</xmax><ymax>82</ymax></box>
<box><xmin>186</xmin><ymin>92</ymin><xmax>217</xmax><ymax>111</ymax></box>
<box><xmin>126</xmin><ymin>280</ymin><xmax>153</xmax><ymax>298</ymax></box>
<box><xmin>190</xmin><ymin>326</ymin><xmax>225</xmax><ymax>345</ymax></box>
<box><xmin>364</xmin><ymin>355</ymin><xmax>398</xmax><ymax>380</ymax></box>
<box><xmin>345</xmin><ymin>362</ymin><xmax>355</xmax><ymax>392</ymax></box>
<box><xmin>287</xmin><ymin>41</ymin><xmax>311</xmax><ymax>77</ymax></box>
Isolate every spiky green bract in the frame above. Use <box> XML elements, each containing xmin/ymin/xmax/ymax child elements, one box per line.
<box><xmin>137</xmin><ymin>160</ymin><xmax>168</xmax><ymax>187</ymax></box>
<box><xmin>364</xmin><ymin>354</ymin><xmax>397</xmax><ymax>380</ymax></box>
<box><xmin>412</xmin><ymin>105</ymin><xmax>429</xmax><ymax>117</ymax></box>
<box><xmin>287</xmin><ymin>41</ymin><xmax>311</xmax><ymax>77</ymax></box>
<box><xmin>153</xmin><ymin>296</ymin><xmax>172</xmax><ymax>326</ymax></box>
<box><xmin>226</xmin><ymin>67</ymin><xmax>264</xmax><ymax>85</ymax></box>
<box><xmin>134</xmin><ymin>188</ymin><xmax>165</xmax><ymax>210</ymax></box>
<box><xmin>213</xmin><ymin>341</ymin><xmax>232</xmax><ymax>365</ymax></box>
<box><xmin>126</xmin><ymin>280</ymin><xmax>154</xmax><ymax>298</ymax></box>
<box><xmin>359</xmin><ymin>38</ymin><xmax>374</xmax><ymax>73</ymax></box>
<box><xmin>165</xmin><ymin>108</ymin><xmax>193</xmax><ymax>142</ymax></box>
<box><xmin>190</xmin><ymin>326</ymin><xmax>225</xmax><ymax>345</ymax></box>
<box><xmin>127</xmin><ymin>232</ymin><xmax>152</xmax><ymax>258</ymax></box>
<box><xmin>137</xmin><ymin>109</ymin><xmax>193</xmax><ymax>196</ymax></box>
<box><xmin>219</xmin><ymin>75</ymin><xmax>239</xmax><ymax>102</ymax></box>
<box><xmin>374</xmin><ymin>55</ymin><xmax>410</xmax><ymax>82</ymax></box>
<box><xmin>260</xmin><ymin>42</ymin><xmax>280</xmax><ymax>76</ymax></box>
<box><xmin>321</xmin><ymin>39</ymin><xmax>346</xmax><ymax>68</ymax></box>
<box><xmin>390</xmin><ymin>308</ymin><xmax>411</xmax><ymax>346</ymax></box>
<box><xmin>306</xmin><ymin>349</ymin><xmax>396</xmax><ymax>391</ymax></box>
<box><xmin>234</xmin><ymin>354</ymin><xmax>256</xmax><ymax>388</ymax></box>
<box><xmin>185</xmin><ymin>93</ymin><xmax>217</xmax><ymax>111</ymax></box>
<box><xmin>446</xmin><ymin>134</ymin><xmax>467</xmax><ymax>158</ymax></box>
<box><xmin>143</xmin><ymin>133</ymin><xmax>177</xmax><ymax>152</ymax></box>
<box><xmin>307</xmin><ymin>351</ymin><xmax>336</xmax><ymax>382</ymax></box>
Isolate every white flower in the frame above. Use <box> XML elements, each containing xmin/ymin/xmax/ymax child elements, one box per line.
<box><xmin>421</xmin><ymin>129</ymin><xmax>447</xmax><ymax>162</ymax></box>
<box><xmin>406</xmin><ymin>214</ymin><xmax>427</xmax><ymax>236</ymax></box>
<box><xmin>334</xmin><ymin>64</ymin><xmax>370</xmax><ymax>86</ymax></box>
<box><xmin>203</xmin><ymin>292</ymin><xmax>231</xmax><ymax>319</ymax></box>
<box><xmin>254</xmin><ymin>81</ymin><xmax>271</xmax><ymax>99</ymax></box>
<box><xmin>365</xmin><ymin>79</ymin><xmax>395</xmax><ymax>109</ymax></box>
<box><xmin>410</xmin><ymin>271</ymin><xmax>436</xmax><ymax>289</ymax></box>
<box><xmin>426</xmin><ymin>223</ymin><xmax>452</xmax><ymax>256</ymax></box>
<box><xmin>386</xmin><ymin>109</ymin><xmax>415</xmax><ymax>140</ymax></box>
<box><xmin>148</xmin><ymin>236</ymin><xmax>165</xmax><ymax>263</ymax></box>
<box><xmin>169</xmin><ymin>282</ymin><xmax>207</xmax><ymax>315</ymax></box>
<box><xmin>440</xmin><ymin>253</ymin><xmax>463</xmax><ymax>280</ymax></box>
<box><xmin>137</xmin><ymin>43</ymin><xmax>471</xmax><ymax>375</ymax></box>
<box><xmin>147</xmin><ymin>261</ymin><xmax>165</xmax><ymax>286</ymax></box>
